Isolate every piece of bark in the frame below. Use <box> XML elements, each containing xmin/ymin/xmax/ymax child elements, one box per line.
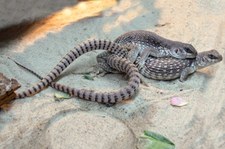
<box><xmin>0</xmin><ymin>73</ymin><xmax>21</xmax><ymax>107</ymax></box>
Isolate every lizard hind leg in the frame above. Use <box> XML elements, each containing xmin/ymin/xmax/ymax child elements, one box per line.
<box><xmin>96</xmin><ymin>52</ymin><xmax>120</xmax><ymax>74</ymax></box>
<box><xmin>180</xmin><ymin>67</ymin><xmax>195</xmax><ymax>82</ymax></box>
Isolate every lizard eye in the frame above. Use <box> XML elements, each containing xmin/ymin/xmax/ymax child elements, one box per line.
<box><xmin>208</xmin><ymin>54</ymin><xmax>218</xmax><ymax>59</ymax></box>
<box><xmin>184</xmin><ymin>47</ymin><xmax>193</xmax><ymax>53</ymax></box>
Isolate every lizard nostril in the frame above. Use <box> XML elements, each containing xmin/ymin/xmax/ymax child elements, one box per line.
<box><xmin>175</xmin><ymin>49</ymin><xmax>179</xmax><ymax>53</ymax></box>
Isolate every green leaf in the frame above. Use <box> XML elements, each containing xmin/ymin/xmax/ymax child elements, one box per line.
<box><xmin>83</xmin><ymin>74</ymin><xmax>94</xmax><ymax>80</ymax></box>
<box><xmin>144</xmin><ymin>131</ymin><xmax>175</xmax><ymax>145</ymax></box>
<box><xmin>140</xmin><ymin>131</ymin><xmax>175</xmax><ymax>149</ymax></box>
<box><xmin>54</xmin><ymin>92</ymin><xmax>71</xmax><ymax>101</ymax></box>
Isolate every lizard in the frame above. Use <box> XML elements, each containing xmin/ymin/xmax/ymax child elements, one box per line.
<box><xmin>98</xmin><ymin>49</ymin><xmax>222</xmax><ymax>82</ymax></box>
<box><xmin>140</xmin><ymin>49</ymin><xmax>223</xmax><ymax>81</ymax></box>
<box><xmin>96</xmin><ymin>30</ymin><xmax>198</xmax><ymax>73</ymax></box>
<box><xmin>12</xmin><ymin>49</ymin><xmax>222</xmax><ymax>104</ymax></box>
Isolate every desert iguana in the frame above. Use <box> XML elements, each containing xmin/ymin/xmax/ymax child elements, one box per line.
<box><xmin>96</xmin><ymin>31</ymin><xmax>222</xmax><ymax>81</ymax></box>
<box><xmin>97</xmin><ymin>30</ymin><xmax>197</xmax><ymax>72</ymax></box>
<box><xmin>98</xmin><ymin>49</ymin><xmax>222</xmax><ymax>82</ymax></box>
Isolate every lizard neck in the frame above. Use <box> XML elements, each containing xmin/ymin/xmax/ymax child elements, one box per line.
<box><xmin>194</xmin><ymin>55</ymin><xmax>207</xmax><ymax>70</ymax></box>
<box><xmin>190</xmin><ymin>60</ymin><xmax>198</xmax><ymax>71</ymax></box>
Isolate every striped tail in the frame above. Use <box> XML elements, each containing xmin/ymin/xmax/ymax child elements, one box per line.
<box><xmin>50</xmin><ymin>55</ymin><xmax>140</xmax><ymax>103</ymax></box>
<box><xmin>16</xmin><ymin>40</ymin><xmax>128</xmax><ymax>98</ymax></box>
<box><xmin>14</xmin><ymin>55</ymin><xmax>140</xmax><ymax>103</ymax></box>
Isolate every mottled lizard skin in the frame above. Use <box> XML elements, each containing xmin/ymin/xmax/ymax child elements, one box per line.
<box><xmin>114</xmin><ymin>30</ymin><xmax>197</xmax><ymax>58</ymax></box>
<box><xmin>99</xmin><ymin>49</ymin><xmax>222</xmax><ymax>81</ymax></box>
<box><xmin>97</xmin><ymin>30</ymin><xmax>198</xmax><ymax>71</ymax></box>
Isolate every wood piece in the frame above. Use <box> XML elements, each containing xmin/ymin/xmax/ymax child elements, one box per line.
<box><xmin>0</xmin><ymin>73</ymin><xmax>21</xmax><ymax>107</ymax></box>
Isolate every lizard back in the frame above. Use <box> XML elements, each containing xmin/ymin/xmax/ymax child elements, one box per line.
<box><xmin>114</xmin><ymin>30</ymin><xmax>170</xmax><ymax>49</ymax></box>
<box><xmin>140</xmin><ymin>56</ymin><xmax>193</xmax><ymax>80</ymax></box>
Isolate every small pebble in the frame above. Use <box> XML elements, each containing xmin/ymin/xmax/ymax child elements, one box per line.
<box><xmin>170</xmin><ymin>97</ymin><xmax>188</xmax><ymax>107</ymax></box>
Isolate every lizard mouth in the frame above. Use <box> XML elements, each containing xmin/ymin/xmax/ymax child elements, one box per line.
<box><xmin>185</xmin><ymin>50</ymin><xmax>197</xmax><ymax>58</ymax></box>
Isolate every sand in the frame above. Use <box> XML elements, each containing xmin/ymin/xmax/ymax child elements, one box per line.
<box><xmin>0</xmin><ymin>0</ymin><xmax>225</xmax><ymax>148</ymax></box>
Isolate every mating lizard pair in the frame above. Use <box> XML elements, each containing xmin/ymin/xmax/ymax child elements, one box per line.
<box><xmin>12</xmin><ymin>30</ymin><xmax>222</xmax><ymax>104</ymax></box>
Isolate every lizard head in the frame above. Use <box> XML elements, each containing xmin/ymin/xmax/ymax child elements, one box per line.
<box><xmin>169</xmin><ymin>43</ymin><xmax>198</xmax><ymax>59</ymax></box>
<box><xmin>195</xmin><ymin>49</ymin><xmax>223</xmax><ymax>69</ymax></box>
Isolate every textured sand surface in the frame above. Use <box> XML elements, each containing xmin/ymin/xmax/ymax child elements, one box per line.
<box><xmin>0</xmin><ymin>0</ymin><xmax>225</xmax><ymax>148</ymax></box>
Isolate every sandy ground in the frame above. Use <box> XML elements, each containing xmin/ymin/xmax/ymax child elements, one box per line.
<box><xmin>0</xmin><ymin>0</ymin><xmax>225</xmax><ymax>148</ymax></box>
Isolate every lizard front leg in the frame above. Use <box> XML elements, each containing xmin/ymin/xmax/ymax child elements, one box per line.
<box><xmin>128</xmin><ymin>45</ymin><xmax>170</xmax><ymax>70</ymax></box>
<box><xmin>180</xmin><ymin>67</ymin><xmax>196</xmax><ymax>82</ymax></box>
